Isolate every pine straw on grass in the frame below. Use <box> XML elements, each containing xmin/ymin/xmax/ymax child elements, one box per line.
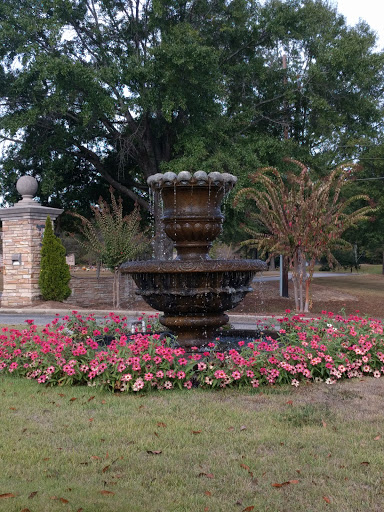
<box><xmin>233</xmin><ymin>274</ymin><xmax>384</xmax><ymax>320</ymax></box>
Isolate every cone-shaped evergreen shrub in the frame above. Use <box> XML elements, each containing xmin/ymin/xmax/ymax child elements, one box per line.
<box><xmin>39</xmin><ymin>216</ymin><xmax>71</xmax><ymax>301</ymax></box>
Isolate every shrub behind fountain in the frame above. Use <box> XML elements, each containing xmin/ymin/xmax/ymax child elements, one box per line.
<box><xmin>121</xmin><ymin>171</ymin><xmax>266</xmax><ymax>348</ymax></box>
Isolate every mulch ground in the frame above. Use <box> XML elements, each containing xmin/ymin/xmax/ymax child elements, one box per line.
<box><xmin>232</xmin><ymin>280</ymin><xmax>384</xmax><ymax>319</ymax></box>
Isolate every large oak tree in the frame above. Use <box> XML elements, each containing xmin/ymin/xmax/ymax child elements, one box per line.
<box><xmin>1</xmin><ymin>0</ymin><xmax>383</xmax><ymax>237</ymax></box>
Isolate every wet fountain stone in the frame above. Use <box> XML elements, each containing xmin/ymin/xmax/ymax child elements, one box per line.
<box><xmin>121</xmin><ymin>171</ymin><xmax>267</xmax><ymax>348</ymax></box>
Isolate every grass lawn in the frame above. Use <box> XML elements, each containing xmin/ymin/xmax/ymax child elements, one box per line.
<box><xmin>312</xmin><ymin>264</ymin><xmax>383</xmax><ymax>275</ymax></box>
<box><xmin>1</xmin><ymin>376</ymin><xmax>384</xmax><ymax>512</ymax></box>
<box><xmin>358</xmin><ymin>264</ymin><xmax>383</xmax><ymax>275</ymax></box>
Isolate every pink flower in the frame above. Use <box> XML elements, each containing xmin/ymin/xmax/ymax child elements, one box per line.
<box><xmin>9</xmin><ymin>362</ymin><xmax>18</xmax><ymax>372</ymax></box>
<box><xmin>132</xmin><ymin>379</ymin><xmax>145</xmax><ymax>391</ymax></box>
<box><xmin>232</xmin><ymin>370</ymin><xmax>241</xmax><ymax>380</ymax></box>
<box><xmin>144</xmin><ymin>373</ymin><xmax>154</xmax><ymax>381</ymax></box>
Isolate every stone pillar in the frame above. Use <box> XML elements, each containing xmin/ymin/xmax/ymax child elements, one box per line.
<box><xmin>0</xmin><ymin>176</ymin><xmax>63</xmax><ymax>307</ymax></box>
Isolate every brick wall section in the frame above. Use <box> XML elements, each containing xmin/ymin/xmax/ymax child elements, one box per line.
<box><xmin>65</xmin><ymin>274</ymin><xmax>141</xmax><ymax>309</ymax></box>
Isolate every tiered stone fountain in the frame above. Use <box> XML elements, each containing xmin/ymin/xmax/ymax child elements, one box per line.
<box><xmin>121</xmin><ymin>171</ymin><xmax>266</xmax><ymax>348</ymax></box>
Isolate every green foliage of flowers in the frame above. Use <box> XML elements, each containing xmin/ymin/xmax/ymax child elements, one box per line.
<box><xmin>1</xmin><ymin>310</ymin><xmax>384</xmax><ymax>393</ymax></box>
<box><xmin>39</xmin><ymin>215</ymin><xmax>71</xmax><ymax>301</ymax></box>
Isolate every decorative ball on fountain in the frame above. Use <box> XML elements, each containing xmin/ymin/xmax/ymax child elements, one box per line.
<box><xmin>122</xmin><ymin>170</ymin><xmax>266</xmax><ymax>348</ymax></box>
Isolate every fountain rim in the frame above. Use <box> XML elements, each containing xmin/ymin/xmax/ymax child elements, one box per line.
<box><xmin>121</xmin><ymin>259</ymin><xmax>267</xmax><ymax>274</ymax></box>
<box><xmin>147</xmin><ymin>170</ymin><xmax>237</xmax><ymax>189</ymax></box>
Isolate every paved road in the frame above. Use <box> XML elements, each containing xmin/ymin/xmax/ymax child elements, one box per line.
<box><xmin>253</xmin><ymin>271</ymin><xmax>356</xmax><ymax>282</ymax></box>
<box><xmin>0</xmin><ymin>312</ymin><xmax>139</xmax><ymax>327</ymax></box>
<box><xmin>0</xmin><ymin>310</ymin><xmax>273</xmax><ymax>329</ymax></box>
<box><xmin>0</xmin><ymin>271</ymin><xmax>357</xmax><ymax>327</ymax></box>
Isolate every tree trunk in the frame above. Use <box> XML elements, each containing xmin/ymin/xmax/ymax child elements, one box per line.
<box><xmin>304</xmin><ymin>259</ymin><xmax>316</xmax><ymax>313</ymax></box>
<box><xmin>115</xmin><ymin>267</ymin><xmax>121</xmax><ymax>309</ymax></box>
<box><xmin>292</xmin><ymin>255</ymin><xmax>300</xmax><ymax>311</ymax></box>
<box><xmin>304</xmin><ymin>279</ymin><xmax>310</xmax><ymax>313</ymax></box>
<box><xmin>112</xmin><ymin>267</ymin><xmax>121</xmax><ymax>309</ymax></box>
<box><xmin>291</xmin><ymin>250</ymin><xmax>309</xmax><ymax>313</ymax></box>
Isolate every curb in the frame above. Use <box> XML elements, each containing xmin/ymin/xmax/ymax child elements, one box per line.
<box><xmin>0</xmin><ymin>308</ymin><xmax>280</xmax><ymax>325</ymax></box>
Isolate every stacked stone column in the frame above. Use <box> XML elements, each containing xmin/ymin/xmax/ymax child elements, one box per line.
<box><xmin>0</xmin><ymin>176</ymin><xmax>63</xmax><ymax>307</ymax></box>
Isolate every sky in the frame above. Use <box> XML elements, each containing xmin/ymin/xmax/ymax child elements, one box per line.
<box><xmin>334</xmin><ymin>0</ymin><xmax>384</xmax><ymax>49</ymax></box>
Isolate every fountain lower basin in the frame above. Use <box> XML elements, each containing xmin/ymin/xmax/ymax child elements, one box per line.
<box><xmin>121</xmin><ymin>258</ymin><xmax>266</xmax><ymax>348</ymax></box>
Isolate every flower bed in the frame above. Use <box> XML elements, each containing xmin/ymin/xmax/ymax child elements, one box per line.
<box><xmin>0</xmin><ymin>311</ymin><xmax>383</xmax><ymax>392</ymax></box>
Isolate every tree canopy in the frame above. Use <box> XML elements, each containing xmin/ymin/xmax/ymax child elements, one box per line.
<box><xmin>1</xmin><ymin>0</ymin><xmax>383</xmax><ymax>233</ymax></box>
<box><xmin>341</xmin><ymin>145</ymin><xmax>384</xmax><ymax>266</ymax></box>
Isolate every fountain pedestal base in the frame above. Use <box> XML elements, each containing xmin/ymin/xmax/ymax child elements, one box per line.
<box><xmin>160</xmin><ymin>313</ymin><xmax>229</xmax><ymax>348</ymax></box>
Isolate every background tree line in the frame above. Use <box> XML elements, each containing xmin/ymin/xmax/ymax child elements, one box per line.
<box><xmin>0</xmin><ymin>0</ymin><xmax>383</xmax><ymax>262</ymax></box>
